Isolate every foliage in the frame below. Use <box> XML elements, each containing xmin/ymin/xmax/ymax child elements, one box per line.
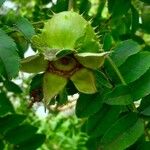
<box><xmin>36</xmin><ymin>113</ymin><xmax>88</xmax><ymax>150</ymax></box>
<box><xmin>0</xmin><ymin>0</ymin><xmax>150</xmax><ymax>150</ymax></box>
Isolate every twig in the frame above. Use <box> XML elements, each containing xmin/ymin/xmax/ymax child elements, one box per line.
<box><xmin>68</xmin><ymin>0</ymin><xmax>74</xmax><ymax>11</ymax></box>
<box><xmin>107</xmin><ymin>56</ymin><xmax>137</xmax><ymax>112</ymax></box>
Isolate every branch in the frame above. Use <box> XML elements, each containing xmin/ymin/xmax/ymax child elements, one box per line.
<box><xmin>68</xmin><ymin>0</ymin><xmax>74</xmax><ymax>11</ymax></box>
<box><xmin>107</xmin><ymin>56</ymin><xmax>137</xmax><ymax>112</ymax></box>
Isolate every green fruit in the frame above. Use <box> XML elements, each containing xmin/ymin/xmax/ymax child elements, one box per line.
<box><xmin>21</xmin><ymin>11</ymin><xmax>110</xmax><ymax>105</ymax></box>
<box><xmin>71</xmin><ymin>68</ymin><xmax>97</xmax><ymax>94</ymax></box>
<box><xmin>20</xmin><ymin>54</ymin><xmax>48</xmax><ymax>73</ymax></box>
<box><xmin>31</xmin><ymin>11</ymin><xmax>101</xmax><ymax>61</ymax></box>
<box><xmin>43</xmin><ymin>72</ymin><xmax>67</xmax><ymax>105</ymax></box>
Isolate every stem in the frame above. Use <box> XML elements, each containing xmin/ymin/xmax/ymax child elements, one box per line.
<box><xmin>107</xmin><ymin>56</ymin><xmax>126</xmax><ymax>85</ymax></box>
<box><xmin>32</xmin><ymin>20</ymin><xmax>44</xmax><ymax>25</ymax></box>
<box><xmin>68</xmin><ymin>0</ymin><xmax>74</xmax><ymax>11</ymax></box>
<box><xmin>107</xmin><ymin>56</ymin><xmax>137</xmax><ymax>112</ymax></box>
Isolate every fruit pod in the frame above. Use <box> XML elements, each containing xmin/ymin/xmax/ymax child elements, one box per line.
<box><xmin>43</xmin><ymin>72</ymin><xmax>67</xmax><ymax>105</ymax></box>
<box><xmin>20</xmin><ymin>54</ymin><xmax>48</xmax><ymax>73</ymax></box>
<box><xmin>31</xmin><ymin>11</ymin><xmax>101</xmax><ymax>59</ymax></box>
<box><xmin>75</xmin><ymin>52</ymin><xmax>109</xmax><ymax>69</ymax></box>
<box><xmin>71</xmin><ymin>68</ymin><xmax>97</xmax><ymax>94</ymax></box>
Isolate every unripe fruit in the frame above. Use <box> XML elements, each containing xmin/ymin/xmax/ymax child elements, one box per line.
<box><xmin>31</xmin><ymin>11</ymin><xmax>100</xmax><ymax>56</ymax></box>
<box><xmin>21</xmin><ymin>11</ymin><xmax>109</xmax><ymax>105</ymax></box>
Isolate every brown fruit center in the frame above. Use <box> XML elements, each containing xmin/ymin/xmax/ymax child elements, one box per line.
<box><xmin>47</xmin><ymin>56</ymin><xmax>82</xmax><ymax>78</ymax></box>
<box><xmin>60</xmin><ymin>57</ymin><xmax>70</xmax><ymax>65</ymax></box>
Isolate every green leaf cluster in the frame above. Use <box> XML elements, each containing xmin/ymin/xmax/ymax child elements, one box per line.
<box><xmin>0</xmin><ymin>0</ymin><xmax>150</xmax><ymax>149</ymax></box>
<box><xmin>0</xmin><ymin>92</ymin><xmax>45</xmax><ymax>150</ymax></box>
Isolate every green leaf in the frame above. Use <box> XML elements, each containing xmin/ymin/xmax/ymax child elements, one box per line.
<box><xmin>103</xmin><ymin>33</ymin><xmax>113</xmax><ymax>51</ymax></box>
<box><xmin>10</xmin><ymin>32</ymin><xmax>28</xmax><ymax>58</ymax></box>
<box><xmin>0</xmin><ymin>114</ymin><xmax>26</xmax><ymax>134</ymax></box>
<box><xmin>94</xmin><ymin>0</ymin><xmax>106</xmax><ymax>19</ymax></box>
<box><xmin>4</xmin><ymin>80</ymin><xmax>22</xmax><ymax>94</ymax></box>
<box><xmin>75</xmin><ymin>52</ymin><xmax>108</xmax><ymax>69</ymax></box>
<box><xmin>51</xmin><ymin>0</ymin><xmax>68</xmax><ymax>13</ymax></box>
<box><xmin>110</xmin><ymin>19</ymin><xmax>127</xmax><ymax>40</ymax></box>
<box><xmin>104</xmin><ymin>85</ymin><xmax>133</xmax><ymax>105</ymax></box>
<box><xmin>41</xmin><ymin>0</ymin><xmax>50</xmax><ymax>4</ymax></box>
<box><xmin>4</xmin><ymin>124</ymin><xmax>38</xmax><ymax>144</ymax></box>
<box><xmin>137</xmin><ymin>95</ymin><xmax>150</xmax><ymax>116</ymax></box>
<box><xmin>108</xmin><ymin>0</ymin><xmax>131</xmax><ymax>18</ymax></box>
<box><xmin>71</xmin><ymin>68</ymin><xmax>97</xmax><ymax>94</ymax></box>
<box><xmin>86</xmin><ymin>105</ymin><xmax>121</xmax><ymax>138</ymax></box>
<box><xmin>93</xmin><ymin>70</ymin><xmax>112</xmax><ymax>89</ymax></box>
<box><xmin>15</xmin><ymin>17</ymin><xmax>35</xmax><ymax>41</ymax></box>
<box><xmin>20</xmin><ymin>54</ymin><xmax>48</xmax><ymax>73</ymax></box>
<box><xmin>30</xmin><ymin>74</ymin><xmax>43</xmax><ymax>93</ymax></box>
<box><xmin>139</xmin><ymin>0</ymin><xmax>150</xmax><ymax>4</ymax></box>
<box><xmin>16</xmin><ymin>134</ymin><xmax>46</xmax><ymax>150</ymax></box>
<box><xmin>0</xmin><ymin>140</ymin><xmax>4</xmax><ymax>150</ymax></box>
<box><xmin>140</xmin><ymin>106</ymin><xmax>150</xmax><ymax>116</ymax></box>
<box><xmin>0</xmin><ymin>29</ymin><xmax>20</xmax><ymax>78</ymax></box>
<box><xmin>138</xmin><ymin>95</ymin><xmax>150</xmax><ymax>114</ymax></box>
<box><xmin>0</xmin><ymin>0</ymin><xmax>5</xmax><ymax>7</ymax></box>
<box><xmin>66</xmin><ymin>80</ymin><xmax>78</xmax><ymax>95</ymax></box>
<box><xmin>108</xmin><ymin>0</ymin><xmax>114</xmax><ymax>14</ymax></box>
<box><xmin>43</xmin><ymin>72</ymin><xmax>67</xmax><ymax>105</ymax></box>
<box><xmin>131</xmin><ymin>5</ymin><xmax>139</xmax><ymax>33</ymax></box>
<box><xmin>0</xmin><ymin>75</ymin><xmax>3</xmax><ymax>82</ymax></box>
<box><xmin>100</xmin><ymin>113</ymin><xmax>144</xmax><ymax>150</ymax></box>
<box><xmin>111</xmin><ymin>40</ymin><xmax>140</xmax><ymax>67</ymax></box>
<box><xmin>56</xmin><ymin>88</ymin><xmax>68</xmax><ymax>106</ymax></box>
<box><xmin>129</xmin><ymin>69</ymin><xmax>150</xmax><ymax>101</ymax></box>
<box><xmin>75</xmin><ymin>93</ymin><xmax>103</xmax><ymax>118</ymax></box>
<box><xmin>79</xmin><ymin>0</ymin><xmax>91</xmax><ymax>15</ymax></box>
<box><xmin>137</xmin><ymin>141</ymin><xmax>150</xmax><ymax>150</ymax></box>
<box><xmin>119</xmin><ymin>51</ymin><xmax>150</xmax><ymax>83</ymax></box>
<box><xmin>29</xmin><ymin>74</ymin><xmax>43</xmax><ymax>102</ymax></box>
<box><xmin>0</xmin><ymin>58</ymin><xmax>6</xmax><ymax>76</ymax></box>
<box><xmin>141</xmin><ymin>6</ymin><xmax>150</xmax><ymax>33</ymax></box>
<box><xmin>0</xmin><ymin>92</ymin><xmax>14</xmax><ymax>116</ymax></box>
<box><xmin>86</xmin><ymin>137</ymin><xmax>99</xmax><ymax>150</ymax></box>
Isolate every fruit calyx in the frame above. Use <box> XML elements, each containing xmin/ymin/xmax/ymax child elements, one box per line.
<box><xmin>47</xmin><ymin>56</ymin><xmax>83</xmax><ymax>78</ymax></box>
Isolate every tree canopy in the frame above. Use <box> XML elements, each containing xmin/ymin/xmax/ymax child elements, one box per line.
<box><xmin>0</xmin><ymin>0</ymin><xmax>150</xmax><ymax>150</ymax></box>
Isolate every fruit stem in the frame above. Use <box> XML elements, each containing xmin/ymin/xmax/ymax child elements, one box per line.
<box><xmin>107</xmin><ymin>56</ymin><xmax>137</xmax><ymax>112</ymax></box>
<box><xmin>68</xmin><ymin>0</ymin><xmax>74</xmax><ymax>11</ymax></box>
<box><xmin>107</xmin><ymin>56</ymin><xmax>126</xmax><ymax>85</ymax></box>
